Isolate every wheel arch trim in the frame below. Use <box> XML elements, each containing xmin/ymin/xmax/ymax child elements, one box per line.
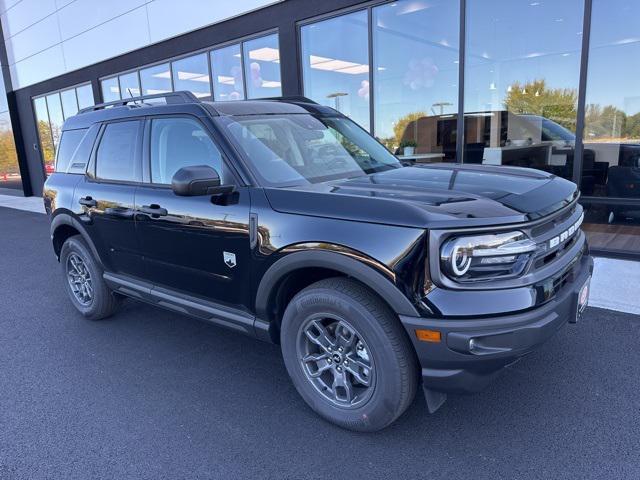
<box><xmin>255</xmin><ymin>249</ymin><xmax>420</xmax><ymax>322</ymax></box>
<box><xmin>50</xmin><ymin>213</ymin><xmax>104</xmax><ymax>267</ymax></box>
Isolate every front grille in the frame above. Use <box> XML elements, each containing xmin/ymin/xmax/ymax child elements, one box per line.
<box><xmin>524</xmin><ymin>202</ymin><xmax>582</xmax><ymax>273</ymax></box>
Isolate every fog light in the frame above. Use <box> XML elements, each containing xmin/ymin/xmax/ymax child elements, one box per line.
<box><xmin>469</xmin><ymin>338</ymin><xmax>476</xmax><ymax>351</ymax></box>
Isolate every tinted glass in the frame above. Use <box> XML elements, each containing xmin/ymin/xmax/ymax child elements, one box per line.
<box><xmin>76</xmin><ymin>84</ymin><xmax>95</xmax><ymax>110</ymax></box>
<box><xmin>60</xmin><ymin>89</ymin><xmax>78</xmax><ymax>120</ymax></box>
<box><xmin>119</xmin><ymin>71</ymin><xmax>141</xmax><ymax>98</ymax></box>
<box><xmin>211</xmin><ymin>44</ymin><xmax>245</xmax><ymax>101</ymax></box>
<box><xmin>580</xmin><ymin>0</ymin><xmax>640</xmax><ymax>254</ymax></box>
<box><xmin>243</xmin><ymin>34</ymin><xmax>282</xmax><ymax>99</ymax></box>
<box><xmin>45</xmin><ymin>93</ymin><xmax>64</xmax><ymax>149</ymax></box>
<box><xmin>172</xmin><ymin>53</ymin><xmax>211</xmax><ymax>99</ymax></box>
<box><xmin>463</xmin><ymin>0</ymin><xmax>583</xmax><ymax>178</ymax></box>
<box><xmin>34</xmin><ymin>97</ymin><xmax>55</xmax><ymax>172</ymax></box>
<box><xmin>0</xmin><ymin>111</ymin><xmax>21</xmax><ymax>190</ymax></box>
<box><xmin>150</xmin><ymin>117</ymin><xmax>223</xmax><ymax>184</ymax></box>
<box><xmin>55</xmin><ymin>129</ymin><xmax>86</xmax><ymax>172</ymax></box>
<box><xmin>223</xmin><ymin>114</ymin><xmax>400</xmax><ymax>187</ymax></box>
<box><xmin>301</xmin><ymin>11</ymin><xmax>370</xmax><ymax>131</ymax></box>
<box><xmin>373</xmin><ymin>0</ymin><xmax>459</xmax><ymax>161</ymax></box>
<box><xmin>96</xmin><ymin>121</ymin><xmax>140</xmax><ymax>182</ymax></box>
<box><xmin>101</xmin><ymin>77</ymin><xmax>120</xmax><ymax>102</ymax></box>
<box><xmin>67</xmin><ymin>125</ymin><xmax>100</xmax><ymax>174</ymax></box>
<box><xmin>140</xmin><ymin>63</ymin><xmax>172</xmax><ymax>95</ymax></box>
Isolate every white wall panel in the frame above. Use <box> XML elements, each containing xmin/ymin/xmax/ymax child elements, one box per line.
<box><xmin>0</xmin><ymin>0</ymin><xmax>24</xmax><ymax>15</ymax></box>
<box><xmin>57</xmin><ymin>0</ymin><xmax>148</xmax><ymax>41</ymax></box>
<box><xmin>1</xmin><ymin>0</ymin><xmax>56</xmax><ymax>39</ymax></box>
<box><xmin>5</xmin><ymin>13</ymin><xmax>61</xmax><ymax>64</ymax></box>
<box><xmin>11</xmin><ymin>44</ymin><xmax>65</xmax><ymax>87</ymax></box>
<box><xmin>146</xmin><ymin>0</ymin><xmax>277</xmax><ymax>44</ymax></box>
<box><xmin>3</xmin><ymin>0</ymin><xmax>281</xmax><ymax>89</ymax></box>
<box><xmin>63</xmin><ymin>5</ymin><xmax>150</xmax><ymax>72</ymax></box>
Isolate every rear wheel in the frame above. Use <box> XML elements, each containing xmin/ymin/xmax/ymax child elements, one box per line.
<box><xmin>280</xmin><ymin>277</ymin><xmax>418</xmax><ymax>432</ymax></box>
<box><xmin>60</xmin><ymin>235</ymin><xmax>121</xmax><ymax>320</ymax></box>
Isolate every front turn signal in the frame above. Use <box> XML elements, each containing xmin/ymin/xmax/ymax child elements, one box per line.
<box><xmin>415</xmin><ymin>329</ymin><xmax>441</xmax><ymax>343</ymax></box>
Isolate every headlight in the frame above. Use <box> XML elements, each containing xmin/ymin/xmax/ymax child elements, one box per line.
<box><xmin>440</xmin><ymin>231</ymin><xmax>537</xmax><ymax>281</ymax></box>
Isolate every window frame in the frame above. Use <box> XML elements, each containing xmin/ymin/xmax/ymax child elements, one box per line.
<box><xmin>141</xmin><ymin>113</ymin><xmax>239</xmax><ymax>189</ymax></box>
<box><xmin>89</xmin><ymin>119</ymin><xmax>144</xmax><ymax>185</ymax></box>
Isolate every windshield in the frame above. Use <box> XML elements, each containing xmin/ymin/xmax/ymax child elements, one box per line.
<box><xmin>220</xmin><ymin>114</ymin><xmax>402</xmax><ymax>186</ymax></box>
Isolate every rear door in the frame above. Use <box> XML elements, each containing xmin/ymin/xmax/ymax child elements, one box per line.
<box><xmin>134</xmin><ymin>115</ymin><xmax>252</xmax><ymax>309</ymax></box>
<box><xmin>73</xmin><ymin>119</ymin><xmax>145</xmax><ymax>277</ymax></box>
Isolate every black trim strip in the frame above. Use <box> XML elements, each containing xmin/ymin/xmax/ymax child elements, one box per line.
<box><xmin>103</xmin><ymin>272</ymin><xmax>260</xmax><ymax>337</ymax></box>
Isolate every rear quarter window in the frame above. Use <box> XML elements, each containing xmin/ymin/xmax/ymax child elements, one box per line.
<box><xmin>55</xmin><ymin>129</ymin><xmax>87</xmax><ymax>173</ymax></box>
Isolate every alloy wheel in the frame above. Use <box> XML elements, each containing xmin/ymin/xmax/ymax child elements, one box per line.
<box><xmin>66</xmin><ymin>252</ymin><xmax>93</xmax><ymax>306</ymax></box>
<box><xmin>297</xmin><ymin>315</ymin><xmax>375</xmax><ymax>408</ymax></box>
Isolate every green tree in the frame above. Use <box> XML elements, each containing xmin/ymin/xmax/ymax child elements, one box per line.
<box><xmin>503</xmin><ymin>79</ymin><xmax>578</xmax><ymax>132</ymax></box>
<box><xmin>0</xmin><ymin>129</ymin><xmax>18</xmax><ymax>176</ymax></box>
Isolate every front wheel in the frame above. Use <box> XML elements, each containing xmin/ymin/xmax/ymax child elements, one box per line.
<box><xmin>280</xmin><ymin>277</ymin><xmax>418</xmax><ymax>432</ymax></box>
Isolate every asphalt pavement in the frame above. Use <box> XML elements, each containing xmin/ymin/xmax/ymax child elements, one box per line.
<box><xmin>0</xmin><ymin>206</ymin><xmax>639</xmax><ymax>480</ymax></box>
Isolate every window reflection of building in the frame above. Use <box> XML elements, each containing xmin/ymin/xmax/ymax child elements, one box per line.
<box><xmin>33</xmin><ymin>84</ymin><xmax>94</xmax><ymax>177</ymax></box>
<box><xmin>463</xmin><ymin>0</ymin><xmax>584</xmax><ymax>179</ymax></box>
<box><xmin>580</xmin><ymin>0</ymin><xmax>640</xmax><ymax>254</ymax></box>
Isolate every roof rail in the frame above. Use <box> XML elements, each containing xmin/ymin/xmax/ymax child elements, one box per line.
<box><xmin>77</xmin><ymin>91</ymin><xmax>199</xmax><ymax>114</ymax></box>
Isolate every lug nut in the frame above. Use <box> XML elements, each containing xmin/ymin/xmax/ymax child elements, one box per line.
<box><xmin>344</xmin><ymin>360</ymin><xmax>349</xmax><ymax>366</ymax></box>
<box><xmin>338</xmin><ymin>347</ymin><xmax>343</xmax><ymax>352</ymax></box>
<box><xmin>337</xmin><ymin>366</ymin><xmax>342</xmax><ymax>372</ymax></box>
<box><xmin>327</xmin><ymin>358</ymin><xmax>332</xmax><ymax>363</ymax></box>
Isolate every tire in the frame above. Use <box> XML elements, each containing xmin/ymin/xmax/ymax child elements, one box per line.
<box><xmin>59</xmin><ymin>235</ymin><xmax>122</xmax><ymax>321</ymax></box>
<box><xmin>280</xmin><ymin>277</ymin><xmax>418</xmax><ymax>432</ymax></box>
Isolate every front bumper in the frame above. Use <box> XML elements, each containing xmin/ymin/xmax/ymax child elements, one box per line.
<box><xmin>400</xmin><ymin>253</ymin><xmax>593</xmax><ymax>395</ymax></box>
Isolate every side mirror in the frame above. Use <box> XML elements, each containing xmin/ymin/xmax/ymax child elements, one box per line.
<box><xmin>171</xmin><ymin>165</ymin><xmax>234</xmax><ymax>196</ymax></box>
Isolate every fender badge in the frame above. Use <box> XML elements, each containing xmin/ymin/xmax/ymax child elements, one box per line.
<box><xmin>223</xmin><ymin>251</ymin><xmax>236</xmax><ymax>268</ymax></box>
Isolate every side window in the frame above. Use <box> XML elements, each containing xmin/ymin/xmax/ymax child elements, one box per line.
<box><xmin>55</xmin><ymin>129</ymin><xmax>87</xmax><ymax>173</ymax></box>
<box><xmin>67</xmin><ymin>124</ymin><xmax>100</xmax><ymax>175</ymax></box>
<box><xmin>95</xmin><ymin>121</ymin><xmax>141</xmax><ymax>182</ymax></box>
<box><xmin>150</xmin><ymin>117</ymin><xmax>225</xmax><ymax>184</ymax></box>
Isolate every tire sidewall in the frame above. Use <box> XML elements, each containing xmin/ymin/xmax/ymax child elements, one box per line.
<box><xmin>281</xmin><ymin>284</ymin><xmax>409</xmax><ymax>431</ymax></box>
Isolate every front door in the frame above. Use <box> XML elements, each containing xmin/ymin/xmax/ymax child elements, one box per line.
<box><xmin>135</xmin><ymin>115</ymin><xmax>251</xmax><ymax>310</ymax></box>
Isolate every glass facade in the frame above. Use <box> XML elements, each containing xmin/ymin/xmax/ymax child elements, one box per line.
<box><xmin>16</xmin><ymin>0</ymin><xmax>640</xmax><ymax>256</ymax></box>
<box><xmin>100</xmin><ymin>33</ymin><xmax>281</xmax><ymax>103</ymax></box>
<box><xmin>374</xmin><ymin>0</ymin><xmax>460</xmax><ymax>159</ymax></box>
<box><xmin>211</xmin><ymin>44</ymin><xmax>245</xmax><ymax>101</ymax></box>
<box><xmin>578</xmin><ymin>0</ymin><xmax>640</xmax><ymax>255</ymax></box>
<box><xmin>301</xmin><ymin>11</ymin><xmax>370</xmax><ymax>131</ymax></box>
<box><xmin>32</xmin><ymin>84</ymin><xmax>95</xmax><ymax>176</ymax></box>
<box><xmin>0</xmin><ymin>68</ymin><xmax>20</xmax><ymax>190</ymax></box>
<box><xmin>4</xmin><ymin>1</ymin><xmax>279</xmax><ymax>89</ymax></box>
<box><xmin>243</xmin><ymin>33</ymin><xmax>282</xmax><ymax>99</ymax></box>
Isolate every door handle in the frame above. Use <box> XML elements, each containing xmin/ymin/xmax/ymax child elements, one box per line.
<box><xmin>79</xmin><ymin>196</ymin><xmax>97</xmax><ymax>207</ymax></box>
<box><xmin>104</xmin><ymin>207</ymin><xmax>135</xmax><ymax>219</ymax></box>
<box><xmin>139</xmin><ymin>204</ymin><xmax>168</xmax><ymax>217</ymax></box>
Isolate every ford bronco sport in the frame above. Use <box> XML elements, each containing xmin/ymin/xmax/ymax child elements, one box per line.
<box><xmin>44</xmin><ymin>92</ymin><xmax>593</xmax><ymax>431</ymax></box>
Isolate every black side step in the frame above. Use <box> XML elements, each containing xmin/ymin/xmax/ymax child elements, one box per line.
<box><xmin>104</xmin><ymin>272</ymin><xmax>259</xmax><ymax>337</ymax></box>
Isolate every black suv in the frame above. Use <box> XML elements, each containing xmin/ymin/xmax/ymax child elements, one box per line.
<box><xmin>44</xmin><ymin>92</ymin><xmax>593</xmax><ymax>431</ymax></box>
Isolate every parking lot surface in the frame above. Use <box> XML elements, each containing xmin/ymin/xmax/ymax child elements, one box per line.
<box><xmin>0</xmin><ymin>207</ymin><xmax>638</xmax><ymax>480</ymax></box>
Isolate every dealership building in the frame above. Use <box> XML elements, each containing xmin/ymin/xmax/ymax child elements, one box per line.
<box><xmin>0</xmin><ymin>0</ymin><xmax>638</xmax><ymax>259</ymax></box>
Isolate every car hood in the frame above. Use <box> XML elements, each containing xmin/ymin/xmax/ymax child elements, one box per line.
<box><xmin>264</xmin><ymin>164</ymin><xmax>578</xmax><ymax>229</ymax></box>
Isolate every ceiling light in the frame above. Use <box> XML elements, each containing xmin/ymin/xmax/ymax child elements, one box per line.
<box><xmin>249</xmin><ymin>47</ymin><xmax>280</xmax><ymax>63</ymax></box>
<box><xmin>152</xmin><ymin>71</ymin><xmax>171</xmax><ymax>79</ymax></box>
<box><xmin>261</xmin><ymin>80</ymin><xmax>282</xmax><ymax>88</ymax></box>
<box><xmin>217</xmin><ymin>75</ymin><xmax>235</xmax><ymax>85</ymax></box>
<box><xmin>177</xmin><ymin>71</ymin><xmax>210</xmax><ymax>82</ymax></box>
